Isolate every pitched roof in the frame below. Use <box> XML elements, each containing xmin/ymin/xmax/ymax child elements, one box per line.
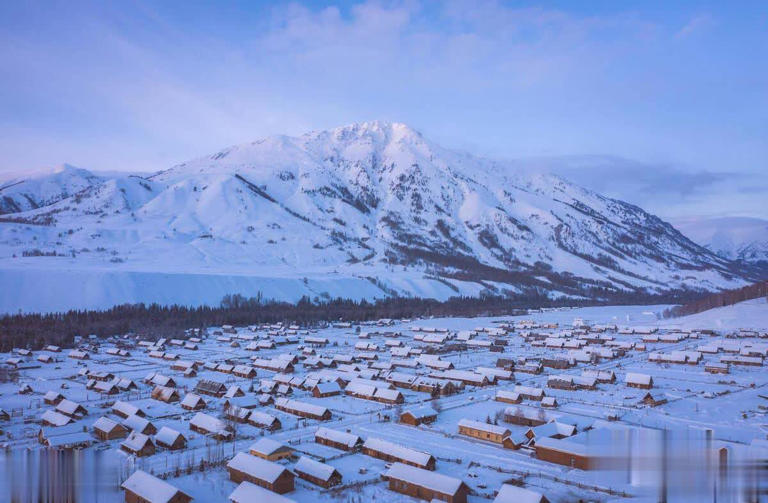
<box><xmin>294</xmin><ymin>456</ymin><xmax>338</xmax><ymax>482</ymax></box>
<box><xmin>458</xmin><ymin>418</ymin><xmax>510</xmax><ymax>436</ymax></box>
<box><xmin>315</xmin><ymin>427</ymin><xmax>360</xmax><ymax>448</ymax></box>
<box><xmin>493</xmin><ymin>484</ymin><xmax>546</xmax><ymax>503</ymax></box>
<box><xmin>249</xmin><ymin>438</ymin><xmax>289</xmax><ymax>456</ymax></box>
<box><xmin>121</xmin><ymin>470</ymin><xmax>188</xmax><ymax>503</ymax></box>
<box><xmin>227</xmin><ymin>452</ymin><xmax>291</xmax><ymax>483</ymax></box>
<box><xmin>155</xmin><ymin>426</ymin><xmax>185</xmax><ymax>446</ymax></box>
<box><xmin>363</xmin><ymin>437</ymin><xmax>432</xmax><ymax>467</ymax></box>
<box><xmin>385</xmin><ymin>462</ymin><xmax>463</xmax><ymax>495</ymax></box>
<box><xmin>122</xmin><ymin>432</ymin><xmax>153</xmax><ymax>452</ymax></box>
<box><xmin>93</xmin><ymin>416</ymin><xmax>120</xmax><ymax>433</ymax></box>
<box><xmin>228</xmin><ymin>481</ymin><xmax>296</xmax><ymax>503</ymax></box>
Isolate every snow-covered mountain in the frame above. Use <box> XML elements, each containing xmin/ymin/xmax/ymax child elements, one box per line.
<box><xmin>0</xmin><ymin>121</ymin><xmax>761</xmax><ymax>312</ymax></box>
<box><xmin>672</xmin><ymin>216</ymin><xmax>768</xmax><ymax>265</ymax></box>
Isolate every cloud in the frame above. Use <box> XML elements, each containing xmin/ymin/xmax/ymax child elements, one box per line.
<box><xmin>514</xmin><ymin>155</ymin><xmax>766</xmax><ymax>220</ymax></box>
<box><xmin>676</xmin><ymin>13</ymin><xmax>714</xmax><ymax>38</ymax></box>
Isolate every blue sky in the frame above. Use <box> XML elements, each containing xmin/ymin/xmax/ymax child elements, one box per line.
<box><xmin>1</xmin><ymin>0</ymin><xmax>766</xmax><ymax>219</ymax></box>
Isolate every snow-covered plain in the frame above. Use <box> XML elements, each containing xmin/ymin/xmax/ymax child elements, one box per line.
<box><xmin>1</xmin><ymin>300</ymin><xmax>767</xmax><ymax>502</ymax></box>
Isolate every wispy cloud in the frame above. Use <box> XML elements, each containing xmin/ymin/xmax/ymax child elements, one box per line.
<box><xmin>676</xmin><ymin>13</ymin><xmax>715</xmax><ymax>38</ymax></box>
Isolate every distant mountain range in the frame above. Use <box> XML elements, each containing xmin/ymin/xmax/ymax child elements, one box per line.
<box><xmin>0</xmin><ymin>121</ymin><xmax>764</xmax><ymax>312</ymax></box>
<box><xmin>671</xmin><ymin>216</ymin><xmax>768</xmax><ymax>265</ymax></box>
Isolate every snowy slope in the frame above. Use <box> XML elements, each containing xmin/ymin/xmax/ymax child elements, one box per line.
<box><xmin>659</xmin><ymin>297</ymin><xmax>768</xmax><ymax>331</ymax></box>
<box><xmin>0</xmin><ymin>121</ymin><xmax>761</xmax><ymax>313</ymax></box>
<box><xmin>672</xmin><ymin>216</ymin><xmax>768</xmax><ymax>264</ymax></box>
<box><xmin>0</xmin><ymin>164</ymin><xmax>104</xmax><ymax>215</ymax></box>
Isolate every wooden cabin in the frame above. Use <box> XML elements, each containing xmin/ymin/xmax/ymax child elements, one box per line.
<box><xmin>294</xmin><ymin>456</ymin><xmax>341</xmax><ymax>488</ymax></box>
<box><xmin>625</xmin><ymin>372</ymin><xmax>653</xmax><ymax>390</ymax></box>
<box><xmin>275</xmin><ymin>398</ymin><xmax>331</xmax><ymax>421</ymax></box>
<box><xmin>155</xmin><ymin>426</ymin><xmax>187</xmax><ymax>451</ymax></box>
<box><xmin>56</xmin><ymin>399</ymin><xmax>88</xmax><ymax>419</ymax></box>
<box><xmin>399</xmin><ymin>407</ymin><xmax>437</xmax><ymax>426</ymax></box>
<box><xmin>247</xmin><ymin>411</ymin><xmax>282</xmax><ymax>431</ymax></box>
<box><xmin>120</xmin><ymin>432</ymin><xmax>156</xmax><ymax>457</ymax></box>
<box><xmin>458</xmin><ymin>419</ymin><xmax>519</xmax><ymax>449</ymax></box>
<box><xmin>249</xmin><ymin>438</ymin><xmax>293</xmax><ymax>461</ymax></box>
<box><xmin>189</xmin><ymin>412</ymin><xmax>232</xmax><ymax>440</ymax></box>
<box><xmin>493</xmin><ymin>484</ymin><xmax>549</xmax><ymax>503</ymax></box>
<box><xmin>122</xmin><ymin>414</ymin><xmax>157</xmax><ymax>435</ymax></box>
<box><xmin>194</xmin><ymin>379</ymin><xmax>227</xmax><ymax>397</ymax></box>
<box><xmin>151</xmin><ymin>385</ymin><xmax>180</xmax><ymax>403</ymax></box>
<box><xmin>640</xmin><ymin>392</ymin><xmax>668</xmax><ymax>407</ymax></box>
<box><xmin>384</xmin><ymin>463</ymin><xmax>469</xmax><ymax>503</ymax></box>
<box><xmin>121</xmin><ymin>470</ymin><xmax>191</xmax><ymax>503</ymax></box>
<box><xmin>315</xmin><ymin>427</ymin><xmax>362</xmax><ymax>451</ymax></box>
<box><xmin>362</xmin><ymin>437</ymin><xmax>435</xmax><ymax>470</ymax></box>
<box><xmin>226</xmin><ymin>452</ymin><xmax>295</xmax><ymax>494</ymax></box>
<box><xmin>112</xmin><ymin>401</ymin><xmax>145</xmax><ymax>419</ymax></box>
<box><xmin>93</xmin><ymin>417</ymin><xmax>128</xmax><ymax>441</ymax></box>
<box><xmin>44</xmin><ymin>391</ymin><xmax>65</xmax><ymax>406</ymax></box>
<box><xmin>180</xmin><ymin>393</ymin><xmax>206</xmax><ymax>411</ymax></box>
<box><xmin>311</xmin><ymin>382</ymin><xmax>341</xmax><ymax>397</ymax></box>
<box><xmin>494</xmin><ymin>390</ymin><xmax>522</xmax><ymax>404</ymax></box>
<box><xmin>228</xmin><ymin>481</ymin><xmax>296</xmax><ymax>503</ymax></box>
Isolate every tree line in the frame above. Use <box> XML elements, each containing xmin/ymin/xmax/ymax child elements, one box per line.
<box><xmin>664</xmin><ymin>280</ymin><xmax>768</xmax><ymax>318</ymax></box>
<box><xmin>0</xmin><ymin>290</ymin><xmax>705</xmax><ymax>353</ymax></box>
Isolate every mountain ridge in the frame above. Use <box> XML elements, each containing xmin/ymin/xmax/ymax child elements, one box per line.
<box><xmin>0</xmin><ymin>121</ymin><xmax>762</xmax><ymax>311</ymax></box>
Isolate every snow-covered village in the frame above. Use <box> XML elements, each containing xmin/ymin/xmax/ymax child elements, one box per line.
<box><xmin>2</xmin><ymin>1</ymin><xmax>768</xmax><ymax>502</ymax></box>
<box><xmin>2</xmin><ymin>299</ymin><xmax>768</xmax><ymax>503</ymax></box>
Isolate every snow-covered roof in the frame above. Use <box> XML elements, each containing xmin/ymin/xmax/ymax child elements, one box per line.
<box><xmin>122</xmin><ymin>414</ymin><xmax>152</xmax><ymax>433</ymax></box>
<box><xmin>44</xmin><ymin>390</ymin><xmax>63</xmax><ymax>400</ymax></box>
<box><xmin>249</xmin><ymin>411</ymin><xmax>279</xmax><ymax>427</ymax></box>
<box><xmin>180</xmin><ymin>393</ymin><xmax>204</xmax><ymax>408</ymax></box>
<box><xmin>113</xmin><ymin>401</ymin><xmax>143</xmax><ymax>417</ymax></box>
<box><xmin>227</xmin><ymin>452</ymin><xmax>290</xmax><ymax>483</ymax></box>
<box><xmin>402</xmin><ymin>406</ymin><xmax>437</xmax><ymax>419</ymax></box>
<box><xmin>275</xmin><ymin>398</ymin><xmax>328</xmax><ymax>417</ymax></box>
<box><xmin>41</xmin><ymin>410</ymin><xmax>72</xmax><ymax>426</ymax></box>
<box><xmin>493</xmin><ymin>483</ymin><xmax>546</xmax><ymax>503</ymax></box>
<box><xmin>122</xmin><ymin>432</ymin><xmax>153</xmax><ymax>452</ymax></box>
<box><xmin>249</xmin><ymin>438</ymin><xmax>289</xmax><ymax>457</ymax></box>
<box><xmin>314</xmin><ymin>381</ymin><xmax>341</xmax><ymax>393</ymax></box>
<box><xmin>121</xmin><ymin>470</ymin><xmax>188</xmax><ymax>503</ymax></box>
<box><xmin>190</xmin><ymin>412</ymin><xmax>229</xmax><ymax>435</ymax></box>
<box><xmin>625</xmin><ymin>372</ymin><xmax>652</xmax><ymax>385</ymax></box>
<box><xmin>228</xmin><ymin>481</ymin><xmax>296</xmax><ymax>503</ymax></box>
<box><xmin>44</xmin><ymin>431</ymin><xmax>92</xmax><ymax>448</ymax></box>
<box><xmin>315</xmin><ymin>427</ymin><xmax>360</xmax><ymax>448</ymax></box>
<box><xmin>56</xmin><ymin>399</ymin><xmax>86</xmax><ymax>415</ymax></box>
<box><xmin>384</xmin><ymin>462</ymin><xmax>463</xmax><ymax>495</ymax></box>
<box><xmin>93</xmin><ymin>416</ymin><xmax>120</xmax><ymax>433</ymax></box>
<box><xmin>374</xmin><ymin>388</ymin><xmax>402</xmax><ymax>401</ymax></box>
<box><xmin>495</xmin><ymin>390</ymin><xmax>520</xmax><ymax>401</ymax></box>
<box><xmin>294</xmin><ymin>456</ymin><xmax>338</xmax><ymax>481</ymax></box>
<box><xmin>363</xmin><ymin>437</ymin><xmax>432</xmax><ymax>467</ymax></box>
<box><xmin>514</xmin><ymin>385</ymin><xmax>544</xmax><ymax>397</ymax></box>
<box><xmin>458</xmin><ymin>418</ymin><xmax>510</xmax><ymax>436</ymax></box>
<box><xmin>155</xmin><ymin>426</ymin><xmax>184</xmax><ymax>446</ymax></box>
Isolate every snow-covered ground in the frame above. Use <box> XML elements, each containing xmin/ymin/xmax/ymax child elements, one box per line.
<box><xmin>1</xmin><ymin>300</ymin><xmax>767</xmax><ymax>502</ymax></box>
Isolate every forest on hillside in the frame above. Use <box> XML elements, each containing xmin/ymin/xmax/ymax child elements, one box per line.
<box><xmin>664</xmin><ymin>281</ymin><xmax>768</xmax><ymax>318</ymax></box>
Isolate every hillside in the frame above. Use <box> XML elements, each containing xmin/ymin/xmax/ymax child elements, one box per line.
<box><xmin>0</xmin><ymin>121</ymin><xmax>762</xmax><ymax>313</ymax></box>
<box><xmin>665</xmin><ymin>280</ymin><xmax>768</xmax><ymax>318</ymax></box>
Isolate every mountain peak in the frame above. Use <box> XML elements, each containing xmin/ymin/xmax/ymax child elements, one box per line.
<box><xmin>3</xmin><ymin>120</ymin><xmax>759</xmax><ymax>307</ymax></box>
<box><xmin>302</xmin><ymin>120</ymin><xmax>424</xmax><ymax>147</ymax></box>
